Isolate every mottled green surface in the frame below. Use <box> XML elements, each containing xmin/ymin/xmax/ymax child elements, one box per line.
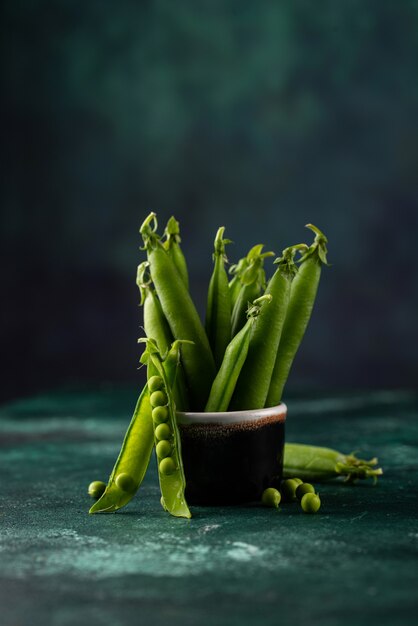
<box><xmin>1</xmin><ymin>389</ymin><xmax>417</xmax><ymax>626</ymax></box>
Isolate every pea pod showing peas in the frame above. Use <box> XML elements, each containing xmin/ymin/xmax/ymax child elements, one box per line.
<box><xmin>140</xmin><ymin>212</ymin><xmax>216</xmax><ymax>410</ymax></box>
<box><xmin>89</xmin><ymin>340</ymin><xmax>185</xmax><ymax>514</ymax></box>
<box><xmin>142</xmin><ymin>338</ymin><xmax>191</xmax><ymax>518</ymax></box>
<box><xmin>89</xmin><ymin>383</ymin><xmax>154</xmax><ymax>514</ymax></box>
<box><xmin>266</xmin><ymin>225</ymin><xmax>329</xmax><ymax>407</ymax></box>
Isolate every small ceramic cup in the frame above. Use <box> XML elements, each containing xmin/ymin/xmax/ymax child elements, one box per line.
<box><xmin>176</xmin><ymin>403</ymin><xmax>287</xmax><ymax>505</ymax></box>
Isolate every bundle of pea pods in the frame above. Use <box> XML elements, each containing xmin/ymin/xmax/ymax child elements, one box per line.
<box><xmin>88</xmin><ymin>212</ymin><xmax>382</xmax><ymax>518</ymax></box>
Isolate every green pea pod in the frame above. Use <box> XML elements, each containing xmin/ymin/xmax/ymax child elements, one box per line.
<box><xmin>266</xmin><ymin>225</ymin><xmax>329</xmax><ymax>406</ymax></box>
<box><xmin>137</xmin><ymin>262</ymin><xmax>173</xmax><ymax>354</ymax></box>
<box><xmin>205</xmin><ymin>227</ymin><xmax>232</xmax><ymax>369</ymax></box>
<box><xmin>137</xmin><ymin>262</ymin><xmax>189</xmax><ymax>411</ymax></box>
<box><xmin>142</xmin><ymin>338</ymin><xmax>191</xmax><ymax>519</ymax></box>
<box><xmin>89</xmin><ymin>382</ymin><xmax>154</xmax><ymax>514</ymax></box>
<box><xmin>283</xmin><ymin>443</ymin><xmax>383</xmax><ymax>484</ymax></box>
<box><xmin>163</xmin><ymin>216</ymin><xmax>189</xmax><ymax>289</ymax></box>
<box><xmin>140</xmin><ymin>212</ymin><xmax>216</xmax><ymax>410</ymax></box>
<box><xmin>205</xmin><ymin>295</ymin><xmax>272</xmax><ymax>412</ymax></box>
<box><xmin>230</xmin><ymin>245</ymin><xmax>274</xmax><ymax>337</ymax></box>
<box><xmin>228</xmin><ymin>256</ymin><xmax>249</xmax><ymax>309</ymax></box>
<box><xmin>230</xmin><ymin>246</ymin><xmax>301</xmax><ymax>411</ymax></box>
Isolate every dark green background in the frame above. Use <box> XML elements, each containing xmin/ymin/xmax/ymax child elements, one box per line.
<box><xmin>2</xmin><ymin>0</ymin><xmax>418</xmax><ymax>402</ymax></box>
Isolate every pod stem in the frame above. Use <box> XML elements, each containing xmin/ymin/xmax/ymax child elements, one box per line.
<box><xmin>164</xmin><ymin>216</ymin><xmax>181</xmax><ymax>245</ymax></box>
<box><xmin>299</xmin><ymin>224</ymin><xmax>329</xmax><ymax>266</ymax></box>
<box><xmin>337</xmin><ymin>453</ymin><xmax>384</xmax><ymax>484</ymax></box>
<box><xmin>246</xmin><ymin>294</ymin><xmax>272</xmax><ymax>319</ymax></box>
<box><xmin>140</xmin><ymin>212</ymin><xmax>160</xmax><ymax>249</ymax></box>
<box><xmin>273</xmin><ymin>244</ymin><xmax>308</xmax><ymax>280</ymax></box>
<box><xmin>136</xmin><ymin>261</ymin><xmax>152</xmax><ymax>305</ymax></box>
<box><xmin>213</xmin><ymin>226</ymin><xmax>232</xmax><ymax>261</ymax></box>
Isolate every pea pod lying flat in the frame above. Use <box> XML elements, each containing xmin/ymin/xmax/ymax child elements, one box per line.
<box><xmin>142</xmin><ymin>338</ymin><xmax>191</xmax><ymax>518</ymax></box>
<box><xmin>283</xmin><ymin>443</ymin><xmax>383</xmax><ymax>483</ymax></box>
<box><xmin>205</xmin><ymin>295</ymin><xmax>272</xmax><ymax>412</ymax></box>
<box><xmin>266</xmin><ymin>225</ymin><xmax>329</xmax><ymax>406</ymax></box>
<box><xmin>205</xmin><ymin>227</ymin><xmax>232</xmax><ymax>369</ymax></box>
<box><xmin>140</xmin><ymin>212</ymin><xmax>216</xmax><ymax>410</ymax></box>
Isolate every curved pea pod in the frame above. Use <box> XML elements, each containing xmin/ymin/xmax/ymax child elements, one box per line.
<box><xmin>89</xmin><ymin>382</ymin><xmax>154</xmax><ymax>514</ymax></box>
<box><xmin>283</xmin><ymin>443</ymin><xmax>383</xmax><ymax>484</ymax></box>
<box><xmin>230</xmin><ymin>246</ymin><xmax>300</xmax><ymax>411</ymax></box>
<box><xmin>163</xmin><ymin>216</ymin><xmax>189</xmax><ymax>289</ymax></box>
<box><xmin>205</xmin><ymin>227</ymin><xmax>232</xmax><ymax>369</ymax></box>
<box><xmin>205</xmin><ymin>295</ymin><xmax>272</xmax><ymax>412</ymax></box>
<box><xmin>140</xmin><ymin>213</ymin><xmax>216</xmax><ymax>410</ymax></box>
<box><xmin>143</xmin><ymin>338</ymin><xmax>191</xmax><ymax>518</ymax></box>
<box><xmin>230</xmin><ymin>245</ymin><xmax>274</xmax><ymax>337</ymax></box>
<box><xmin>137</xmin><ymin>262</ymin><xmax>189</xmax><ymax>411</ymax></box>
<box><xmin>266</xmin><ymin>225</ymin><xmax>329</xmax><ymax>406</ymax></box>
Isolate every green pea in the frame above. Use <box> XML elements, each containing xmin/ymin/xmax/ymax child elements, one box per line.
<box><xmin>281</xmin><ymin>478</ymin><xmax>299</xmax><ymax>501</ymax></box>
<box><xmin>296</xmin><ymin>482</ymin><xmax>315</xmax><ymax>500</ymax></box>
<box><xmin>301</xmin><ymin>493</ymin><xmax>321</xmax><ymax>514</ymax></box>
<box><xmin>155</xmin><ymin>423</ymin><xmax>171</xmax><ymax>441</ymax></box>
<box><xmin>148</xmin><ymin>375</ymin><xmax>164</xmax><ymax>393</ymax></box>
<box><xmin>150</xmin><ymin>390</ymin><xmax>168</xmax><ymax>407</ymax></box>
<box><xmin>261</xmin><ymin>487</ymin><xmax>281</xmax><ymax>508</ymax></box>
<box><xmin>159</xmin><ymin>457</ymin><xmax>176</xmax><ymax>476</ymax></box>
<box><xmin>156</xmin><ymin>440</ymin><xmax>172</xmax><ymax>459</ymax></box>
<box><xmin>115</xmin><ymin>472</ymin><xmax>136</xmax><ymax>493</ymax></box>
<box><xmin>292</xmin><ymin>478</ymin><xmax>303</xmax><ymax>485</ymax></box>
<box><xmin>87</xmin><ymin>480</ymin><xmax>106</xmax><ymax>499</ymax></box>
<box><xmin>152</xmin><ymin>405</ymin><xmax>169</xmax><ymax>424</ymax></box>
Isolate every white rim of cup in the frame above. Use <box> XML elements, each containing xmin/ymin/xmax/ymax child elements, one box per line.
<box><xmin>176</xmin><ymin>403</ymin><xmax>287</xmax><ymax>425</ymax></box>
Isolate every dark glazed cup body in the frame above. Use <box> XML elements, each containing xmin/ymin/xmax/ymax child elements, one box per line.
<box><xmin>177</xmin><ymin>404</ymin><xmax>287</xmax><ymax>505</ymax></box>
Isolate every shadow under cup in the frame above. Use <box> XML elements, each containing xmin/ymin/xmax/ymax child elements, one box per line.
<box><xmin>177</xmin><ymin>404</ymin><xmax>287</xmax><ymax>505</ymax></box>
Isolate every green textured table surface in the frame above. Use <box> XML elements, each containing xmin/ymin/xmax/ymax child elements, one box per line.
<box><xmin>1</xmin><ymin>389</ymin><xmax>417</xmax><ymax>626</ymax></box>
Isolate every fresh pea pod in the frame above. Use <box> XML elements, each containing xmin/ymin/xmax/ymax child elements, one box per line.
<box><xmin>231</xmin><ymin>245</ymin><xmax>274</xmax><ymax>337</ymax></box>
<box><xmin>137</xmin><ymin>262</ymin><xmax>189</xmax><ymax>411</ymax></box>
<box><xmin>163</xmin><ymin>216</ymin><xmax>189</xmax><ymax>289</ymax></box>
<box><xmin>230</xmin><ymin>247</ymin><xmax>300</xmax><ymax>411</ymax></box>
<box><xmin>89</xmin><ymin>382</ymin><xmax>154</xmax><ymax>514</ymax></box>
<box><xmin>266</xmin><ymin>225</ymin><xmax>329</xmax><ymax>406</ymax></box>
<box><xmin>142</xmin><ymin>338</ymin><xmax>191</xmax><ymax>518</ymax></box>
<box><xmin>137</xmin><ymin>261</ymin><xmax>173</xmax><ymax>354</ymax></box>
<box><xmin>228</xmin><ymin>256</ymin><xmax>249</xmax><ymax>309</ymax></box>
<box><xmin>140</xmin><ymin>212</ymin><xmax>216</xmax><ymax>410</ymax></box>
<box><xmin>89</xmin><ymin>340</ymin><xmax>185</xmax><ymax>514</ymax></box>
<box><xmin>283</xmin><ymin>443</ymin><xmax>383</xmax><ymax>484</ymax></box>
<box><xmin>205</xmin><ymin>227</ymin><xmax>232</xmax><ymax>368</ymax></box>
<box><xmin>205</xmin><ymin>295</ymin><xmax>272</xmax><ymax>412</ymax></box>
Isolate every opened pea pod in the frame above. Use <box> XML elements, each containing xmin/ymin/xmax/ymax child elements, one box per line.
<box><xmin>140</xmin><ymin>337</ymin><xmax>191</xmax><ymax>519</ymax></box>
<box><xmin>90</xmin><ymin>339</ymin><xmax>191</xmax><ymax>517</ymax></box>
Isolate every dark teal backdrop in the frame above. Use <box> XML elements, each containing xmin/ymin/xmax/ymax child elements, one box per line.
<box><xmin>1</xmin><ymin>1</ymin><xmax>417</xmax><ymax>401</ymax></box>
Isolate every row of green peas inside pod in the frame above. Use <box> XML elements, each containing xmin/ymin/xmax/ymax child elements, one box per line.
<box><xmin>149</xmin><ymin>375</ymin><xmax>177</xmax><ymax>476</ymax></box>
